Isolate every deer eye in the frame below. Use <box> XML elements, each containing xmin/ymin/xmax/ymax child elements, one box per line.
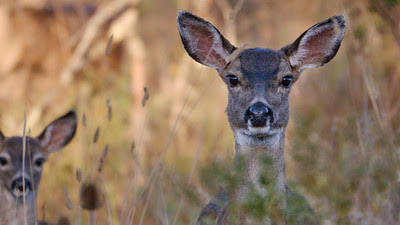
<box><xmin>35</xmin><ymin>158</ymin><xmax>45</xmax><ymax>167</ymax></box>
<box><xmin>281</xmin><ymin>75</ymin><xmax>293</xmax><ymax>88</ymax></box>
<box><xmin>226</xmin><ymin>74</ymin><xmax>240</xmax><ymax>87</ymax></box>
<box><xmin>0</xmin><ymin>156</ymin><xmax>8</xmax><ymax>166</ymax></box>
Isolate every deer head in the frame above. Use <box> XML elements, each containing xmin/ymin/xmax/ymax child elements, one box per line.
<box><xmin>0</xmin><ymin>110</ymin><xmax>77</xmax><ymax>204</ymax></box>
<box><xmin>177</xmin><ymin>11</ymin><xmax>345</xmax><ymax>149</ymax></box>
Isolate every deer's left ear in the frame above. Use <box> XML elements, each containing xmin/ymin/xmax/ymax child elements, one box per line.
<box><xmin>282</xmin><ymin>15</ymin><xmax>346</xmax><ymax>72</ymax></box>
<box><xmin>37</xmin><ymin>110</ymin><xmax>77</xmax><ymax>154</ymax></box>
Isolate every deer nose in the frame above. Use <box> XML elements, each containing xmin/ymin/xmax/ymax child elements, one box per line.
<box><xmin>11</xmin><ymin>177</ymin><xmax>32</xmax><ymax>196</ymax></box>
<box><xmin>244</xmin><ymin>102</ymin><xmax>273</xmax><ymax>127</ymax></box>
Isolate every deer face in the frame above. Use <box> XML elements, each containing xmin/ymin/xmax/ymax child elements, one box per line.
<box><xmin>0</xmin><ymin>137</ymin><xmax>43</xmax><ymax>202</ymax></box>
<box><xmin>222</xmin><ymin>48</ymin><xmax>293</xmax><ymax>138</ymax></box>
<box><xmin>177</xmin><ymin>11</ymin><xmax>345</xmax><ymax>146</ymax></box>
<box><xmin>0</xmin><ymin>111</ymin><xmax>77</xmax><ymax>202</ymax></box>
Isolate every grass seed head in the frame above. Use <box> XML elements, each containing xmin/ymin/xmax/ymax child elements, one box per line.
<box><xmin>80</xmin><ymin>179</ymin><xmax>103</xmax><ymax>211</ymax></box>
<box><xmin>106</xmin><ymin>97</ymin><xmax>112</xmax><ymax>121</ymax></box>
<box><xmin>56</xmin><ymin>216</ymin><xmax>71</xmax><ymax>225</ymax></box>
<box><xmin>142</xmin><ymin>86</ymin><xmax>149</xmax><ymax>107</ymax></box>
<box><xmin>130</xmin><ymin>140</ymin><xmax>135</xmax><ymax>154</ymax></box>
<box><xmin>76</xmin><ymin>168</ymin><xmax>82</xmax><ymax>182</ymax></box>
<box><xmin>93</xmin><ymin>126</ymin><xmax>100</xmax><ymax>143</ymax></box>
<box><xmin>63</xmin><ymin>187</ymin><xmax>73</xmax><ymax>210</ymax></box>
<box><xmin>106</xmin><ymin>34</ymin><xmax>113</xmax><ymax>56</ymax></box>
<box><xmin>82</xmin><ymin>113</ymin><xmax>86</xmax><ymax>127</ymax></box>
<box><xmin>98</xmin><ymin>144</ymin><xmax>109</xmax><ymax>173</ymax></box>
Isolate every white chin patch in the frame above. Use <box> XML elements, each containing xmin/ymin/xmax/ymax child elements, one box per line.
<box><xmin>244</xmin><ymin>120</ymin><xmax>279</xmax><ymax>137</ymax></box>
<box><xmin>12</xmin><ymin>188</ymin><xmax>30</xmax><ymax>198</ymax></box>
<box><xmin>234</xmin><ymin>128</ymin><xmax>282</xmax><ymax>148</ymax></box>
<box><xmin>247</xmin><ymin>126</ymin><xmax>272</xmax><ymax>136</ymax></box>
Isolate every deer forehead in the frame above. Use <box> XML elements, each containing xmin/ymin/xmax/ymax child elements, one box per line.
<box><xmin>0</xmin><ymin>137</ymin><xmax>42</xmax><ymax>159</ymax></box>
<box><xmin>227</xmin><ymin>48</ymin><xmax>291</xmax><ymax>82</ymax></box>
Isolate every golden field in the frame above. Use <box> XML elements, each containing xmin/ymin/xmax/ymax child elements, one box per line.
<box><xmin>0</xmin><ymin>0</ymin><xmax>399</xmax><ymax>224</ymax></box>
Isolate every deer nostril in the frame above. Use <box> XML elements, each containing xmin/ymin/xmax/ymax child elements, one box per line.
<box><xmin>244</xmin><ymin>102</ymin><xmax>273</xmax><ymax>127</ymax></box>
<box><xmin>11</xmin><ymin>177</ymin><xmax>32</xmax><ymax>194</ymax></box>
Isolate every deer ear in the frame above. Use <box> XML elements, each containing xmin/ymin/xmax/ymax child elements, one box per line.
<box><xmin>0</xmin><ymin>130</ymin><xmax>4</xmax><ymax>142</ymax></box>
<box><xmin>282</xmin><ymin>15</ymin><xmax>346</xmax><ymax>72</ymax></box>
<box><xmin>177</xmin><ymin>11</ymin><xmax>236</xmax><ymax>72</ymax></box>
<box><xmin>37</xmin><ymin>110</ymin><xmax>77</xmax><ymax>154</ymax></box>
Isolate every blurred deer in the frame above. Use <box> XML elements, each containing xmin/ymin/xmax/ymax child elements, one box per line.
<box><xmin>177</xmin><ymin>11</ymin><xmax>345</xmax><ymax>224</ymax></box>
<box><xmin>0</xmin><ymin>111</ymin><xmax>77</xmax><ymax>225</ymax></box>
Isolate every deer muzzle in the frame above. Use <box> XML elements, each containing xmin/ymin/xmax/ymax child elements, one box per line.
<box><xmin>244</xmin><ymin>102</ymin><xmax>274</xmax><ymax>127</ymax></box>
<box><xmin>11</xmin><ymin>177</ymin><xmax>32</xmax><ymax>198</ymax></box>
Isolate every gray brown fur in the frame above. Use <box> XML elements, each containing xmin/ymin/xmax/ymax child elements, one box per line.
<box><xmin>0</xmin><ymin>111</ymin><xmax>77</xmax><ymax>225</ymax></box>
<box><xmin>177</xmin><ymin>11</ymin><xmax>345</xmax><ymax>224</ymax></box>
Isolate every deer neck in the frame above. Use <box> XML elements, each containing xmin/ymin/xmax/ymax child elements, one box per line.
<box><xmin>0</xmin><ymin>187</ymin><xmax>38</xmax><ymax>225</ymax></box>
<box><xmin>234</xmin><ymin>130</ymin><xmax>287</xmax><ymax>197</ymax></box>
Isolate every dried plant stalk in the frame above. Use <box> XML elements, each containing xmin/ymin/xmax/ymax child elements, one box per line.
<box><xmin>98</xmin><ymin>144</ymin><xmax>109</xmax><ymax>173</ymax></box>
<box><xmin>106</xmin><ymin>34</ymin><xmax>113</xmax><ymax>56</ymax></box>
<box><xmin>93</xmin><ymin>126</ymin><xmax>100</xmax><ymax>144</ymax></box>
<box><xmin>82</xmin><ymin>113</ymin><xmax>87</xmax><ymax>127</ymax></box>
<box><xmin>142</xmin><ymin>87</ymin><xmax>149</xmax><ymax>107</ymax></box>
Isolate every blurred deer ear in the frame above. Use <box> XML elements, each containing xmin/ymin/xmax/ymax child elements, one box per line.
<box><xmin>282</xmin><ymin>15</ymin><xmax>346</xmax><ymax>72</ymax></box>
<box><xmin>0</xmin><ymin>130</ymin><xmax>4</xmax><ymax>142</ymax></box>
<box><xmin>37</xmin><ymin>110</ymin><xmax>77</xmax><ymax>154</ymax></box>
<box><xmin>177</xmin><ymin>11</ymin><xmax>236</xmax><ymax>72</ymax></box>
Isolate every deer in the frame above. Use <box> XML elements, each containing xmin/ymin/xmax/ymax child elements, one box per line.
<box><xmin>0</xmin><ymin>110</ymin><xmax>77</xmax><ymax>225</ymax></box>
<box><xmin>177</xmin><ymin>11</ymin><xmax>345</xmax><ymax>224</ymax></box>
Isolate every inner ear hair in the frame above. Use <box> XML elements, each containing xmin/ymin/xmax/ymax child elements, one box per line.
<box><xmin>282</xmin><ymin>14</ymin><xmax>346</xmax><ymax>72</ymax></box>
<box><xmin>177</xmin><ymin>11</ymin><xmax>237</xmax><ymax>71</ymax></box>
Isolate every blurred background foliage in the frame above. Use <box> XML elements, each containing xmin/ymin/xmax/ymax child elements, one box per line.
<box><xmin>0</xmin><ymin>0</ymin><xmax>399</xmax><ymax>224</ymax></box>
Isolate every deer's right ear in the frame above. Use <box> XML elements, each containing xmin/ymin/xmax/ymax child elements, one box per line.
<box><xmin>37</xmin><ymin>110</ymin><xmax>77</xmax><ymax>154</ymax></box>
<box><xmin>177</xmin><ymin>11</ymin><xmax>236</xmax><ymax>72</ymax></box>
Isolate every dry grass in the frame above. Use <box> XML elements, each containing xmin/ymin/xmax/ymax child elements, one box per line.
<box><xmin>0</xmin><ymin>0</ymin><xmax>399</xmax><ymax>224</ymax></box>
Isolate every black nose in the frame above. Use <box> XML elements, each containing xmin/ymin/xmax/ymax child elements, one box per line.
<box><xmin>11</xmin><ymin>177</ymin><xmax>32</xmax><ymax>193</ymax></box>
<box><xmin>244</xmin><ymin>102</ymin><xmax>273</xmax><ymax>127</ymax></box>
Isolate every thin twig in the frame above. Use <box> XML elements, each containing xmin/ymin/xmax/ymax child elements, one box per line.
<box><xmin>370</xmin><ymin>1</ymin><xmax>400</xmax><ymax>50</ymax></box>
<box><xmin>125</xmin><ymin>82</ymin><xmax>195</xmax><ymax>219</ymax></box>
<box><xmin>88</xmin><ymin>211</ymin><xmax>96</xmax><ymax>225</ymax></box>
<box><xmin>121</xmin><ymin>111</ymin><xmax>149</xmax><ymax>224</ymax></box>
<box><xmin>99</xmin><ymin>174</ymin><xmax>113</xmax><ymax>225</ymax></box>
<box><xmin>158</xmin><ymin>180</ymin><xmax>170</xmax><ymax>225</ymax></box>
<box><xmin>26</xmin><ymin>129</ymin><xmax>37</xmax><ymax>225</ymax></box>
<box><xmin>138</xmin><ymin>169</ymin><xmax>160</xmax><ymax>225</ymax></box>
<box><xmin>127</xmin><ymin>167</ymin><xmax>139</xmax><ymax>225</ymax></box>
<box><xmin>22</xmin><ymin>106</ymin><xmax>27</xmax><ymax>225</ymax></box>
<box><xmin>230</xmin><ymin>0</ymin><xmax>246</xmax><ymax>20</ymax></box>
<box><xmin>106</xmin><ymin>34</ymin><xmax>114</xmax><ymax>56</ymax></box>
<box><xmin>171</xmin><ymin>199</ymin><xmax>183</xmax><ymax>225</ymax></box>
<box><xmin>64</xmin><ymin>186</ymin><xmax>73</xmax><ymax>210</ymax></box>
<box><xmin>172</xmin><ymin>134</ymin><xmax>204</xmax><ymax>225</ymax></box>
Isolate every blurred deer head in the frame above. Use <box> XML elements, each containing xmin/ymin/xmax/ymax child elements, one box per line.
<box><xmin>0</xmin><ymin>110</ymin><xmax>77</xmax><ymax>225</ymax></box>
